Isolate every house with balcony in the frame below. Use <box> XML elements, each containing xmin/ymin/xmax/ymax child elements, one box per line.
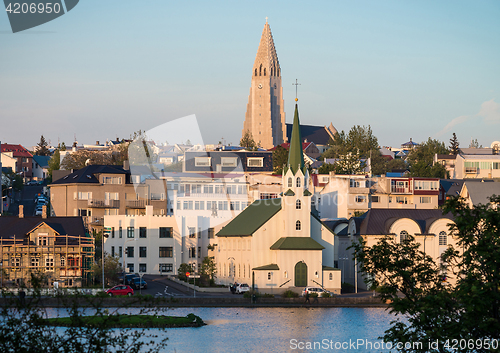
<box><xmin>0</xmin><ymin>207</ymin><xmax>94</xmax><ymax>287</ymax></box>
<box><xmin>1</xmin><ymin>143</ymin><xmax>33</xmax><ymax>181</ymax></box>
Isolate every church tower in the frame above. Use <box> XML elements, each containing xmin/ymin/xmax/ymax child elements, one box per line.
<box><xmin>242</xmin><ymin>19</ymin><xmax>286</xmax><ymax>149</ymax></box>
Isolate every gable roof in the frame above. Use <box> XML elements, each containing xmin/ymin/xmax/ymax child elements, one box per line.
<box><xmin>463</xmin><ymin>181</ymin><xmax>500</xmax><ymax>206</ymax></box>
<box><xmin>216</xmin><ymin>198</ymin><xmax>282</xmax><ymax>237</ymax></box>
<box><xmin>355</xmin><ymin>209</ymin><xmax>453</xmax><ymax>236</ymax></box>
<box><xmin>32</xmin><ymin>155</ymin><xmax>51</xmax><ymax>168</ymax></box>
<box><xmin>270</xmin><ymin>237</ymin><xmax>324</xmax><ymax>250</ymax></box>
<box><xmin>51</xmin><ymin>165</ymin><xmax>130</xmax><ymax>185</ymax></box>
<box><xmin>1</xmin><ymin>144</ymin><xmax>32</xmax><ymax>158</ymax></box>
<box><xmin>285</xmin><ymin>124</ymin><xmax>332</xmax><ymax>146</ymax></box>
<box><xmin>253</xmin><ymin>264</ymin><xmax>280</xmax><ymax>270</ymax></box>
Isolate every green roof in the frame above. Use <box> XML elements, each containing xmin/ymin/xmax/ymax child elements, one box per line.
<box><xmin>322</xmin><ymin>265</ymin><xmax>340</xmax><ymax>271</ymax></box>
<box><xmin>285</xmin><ymin>104</ymin><xmax>307</xmax><ymax>175</ymax></box>
<box><xmin>270</xmin><ymin>237</ymin><xmax>325</xmax><ymax>250</ymax></box>
<box><xmin>284</xmin><ymin>189</ymin><xmax>295</xmax><ymax>196</ymax></box>
<box><xmin>216</xmin><ymin>199</ymin><xmax>282</xmax><ymax>237</ymax></box>
<box><xmin>303</xmin><ymin>189</ymin><xmax>312</xmax><ymax>196</ymax></box>
<box><xmin>252</xmin><ymin>264</ymin><xmax>280</xmax><ymax>271</ymax></box>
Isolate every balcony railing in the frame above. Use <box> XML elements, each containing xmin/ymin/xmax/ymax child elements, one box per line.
<box><xmin>125</xmin><ymin>200</ymin><xmax>147</xmax><ymax>208</ymax></box>
<box><xmin>391</xmin><ymin>186</ymin><xmax>411</xmax><ymax>194</ymax></box>
<box><xmin>87</xmin><ymin>199</ymin><xmax>120</xmax><ymax>208</ymax></box>
<box><xmin>465</xmin><ymin>167</ymin><xmax>478</xmax><ymax>174</ymax></box>
<box><xmin>90</xmin><ymin>217</ymin><xmax>104</xmax><ymax>226</ymax></box>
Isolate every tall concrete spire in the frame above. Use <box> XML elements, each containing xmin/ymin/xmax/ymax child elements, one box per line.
<box><xmin>242</xmin><ymin>20</ymin><xmax>286</xmax><ymax>150</ymax></box>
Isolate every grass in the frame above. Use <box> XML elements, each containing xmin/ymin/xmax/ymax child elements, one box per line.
<box><xmin>43</xmin><ymin>313</ymin><xmax>205</xmax><ymax>328</ymax></box>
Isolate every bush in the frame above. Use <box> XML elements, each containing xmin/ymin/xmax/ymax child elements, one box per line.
<box><xmin>310</xmin><ymin>293</ymin><xmax>319</xmax><ymax>298</ymax></box>
<box><xmin>261</xmin><ymin>293</ymin><xmax>274</xmax><ymax>298</ymax></box>
<box><xmin>283</xmin><ymin>290</ymin><xmax>298</xmax><ymax>298</ymax></box>
<box><xmin>321</xmin><ymin>291</ymin><xmax>332</xmax><ymax>298</ymax></box>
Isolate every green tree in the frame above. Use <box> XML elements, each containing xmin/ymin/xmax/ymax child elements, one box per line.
<box><xmin>177</xmin><ymin>263</ymin><xmax>193</xmax><ymax>281</ymax></box>
<box><xmin>449</xmin><ymin>133</ymin><xmax>460</xmax><ymax>155</ymax></box>
<box><xmin>36</xmin><ymin>135</ymin><xmax>50</xmax><ymax>156</ymax></box>
<box><xmin>47</xmin><ymin>149</ymin><xmax>60</xmax><ymax>179</ymax></box>
<box><xmin>351</xmin><ymin>195</ymin><xmax>500</xmax><ymax>352</ymax></box>
<box><xmin>200</xmin><ymin>256</ymin><xmax>217</xmax><ymax>286</ymax></box>
<box><xmin>13</xmin><ymin>174</ymin><xmax>23</xmax><ymax>191</ymax></box>
<box><xmin>386</xmin><ymin>158</ymin><xmax>407</xmax><ymax>172</ymax></box>
<box><xmin>317</xmin><ymin>162</ymin><xmax>336</xmax><ymax>174</ymax></box>
<box><xmin>240</xmin><ymin>130</ymin><xmax>258</xmax><ymax>150</ymax></box>
<box><xmin>469</xmin><ymin>138</ymin><xmax>481</xmax><ymax>148</ymax></box>
<box><xmin>406</xmin><ymin>138</ymin><xmax>448</xmax><ymax>178</ymax></box>
<box><xmin>61</xmin><ymin>150</ymin><xmax>113</xmax><ymax>170</ymax></box>
<box><xmin>272</xmin><ymin>145</ymin><xmax>289</xmax><ymax>174</ymax></box>
<box><xmin>92</xmin><ymin>253</ymin><xmax>123</xmax><ymax>286</ymax></box>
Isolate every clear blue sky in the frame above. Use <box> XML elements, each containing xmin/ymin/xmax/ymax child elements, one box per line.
<box><xmin>1</xmin><ymin>0</ymin><xmax>499</xmax><ymax>149</ymax></box>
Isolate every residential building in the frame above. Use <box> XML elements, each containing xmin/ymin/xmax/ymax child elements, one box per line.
<box><xmin>458</xmin><ymin>180</ymin><xmax>500</xmax><ymax>208</ymax></box>
<box><xmin>242</xmin><ymin>19</ymin><xmax>286</xmax><ymax>149</ymax></box>
<box><xmin>0</xmin><ymin>207</ymin><xmax>94</xmax><ymax>287</ymax></box>
<box><xmin>1</xmin><ymin>144</ymin><xmax>33</xmax><ymax>181</ymax></box>
<box><xmin>183</xmin><ymin>150</ymin><xmax>273</xmax><ymax>174</ymax></box>
<box><xmin>285</xmin><ymin>123</ymin><xmax>337</xmax><ymax>154</ymax></box>
<box><xmin>318</xmin><ymin>174</ymin><xmax>440</xmax><ymax>219</ymax></box>
<box><xmin>216</xmin><ymin>103</ymin><xmax>341</xmax><ymax>295</ymax></box>
<box><xmin>32</xmin><ymin>155</ymin><xmax>51</xmax><ymax>181</ymax></box>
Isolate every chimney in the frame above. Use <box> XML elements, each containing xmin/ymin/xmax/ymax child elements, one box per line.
<box><xmin>19</xmin><ymin>205</ymin><xmax>24</xmax><ymax>218</ymax></box>
<box><xmin>123</xmin><ymin>160</ymin><xmax>130</xmax><ymax>170</ymax></box>
<box><xmin>96</xmin><ymin>141</ymin><xmax>100</xmax><ymax>146</ymax></box>
<box><xmin>42</xmin><ymin>205</ymin><xmax>47</xmax><ymax>219</ymax></box>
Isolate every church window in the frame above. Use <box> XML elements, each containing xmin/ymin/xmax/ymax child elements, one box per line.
<box><xmin>296</xmin><ymin>199</ymin><xmax>301</xmax><ymax>210</ymax></box>
<box><xmin>296</xmin><ymin>220</ymin><xmax>301</xmax><ymax>231</ymax></box>
<box><xmin>271</xmin><ymin>68</ymin><xmax>273</xmax><ymax>76</ymax></box>
<box><xmin>315</xmin><ymin>271</ymin><xmax>318</xmax><ymax>278</ymax></box>
<box><xmin>263</xmin><ymin>68</ymin><xmax>266</xmax><ymax>76</ymax></box>
<box><xmin>296</xmin><ymin>177</ymin><xmax>301</xmax><ymax>187</ymax></box>
<box><xmin>259</xmin><ymin>64</ymin><xmax>262</xmax><ymax>76</ymax></box>
<box><xmin>255</xmin><ymin>68</ymin><xmax>257</xmax><ymax>76</ymax></box>
<box><xmin>267</xmin><ymin>272</ymin><xmax>272</xmax><ymax>281</ymax></box>
<box><xmin>329</xmin><ymin>273</ymin><xmax>333</xmax><ymax>281</ymax></box>
<box><xmin>287</xmin><ymin>177</ymin><xmax>293</xmax><ymax>188</ymax></box>
<box><xmin>399</xmin><ymin>230</ymin><xmax>408</xmax><ymax>243</ymax></box>
<box><xmin>439</xmin><ymin>231</ymin><xmax>447</xmax><ymax>246</ymax></box>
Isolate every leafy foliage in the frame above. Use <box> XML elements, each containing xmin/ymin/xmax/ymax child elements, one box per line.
<box><xmin>240</xmin><ymin>130</ymin><xmax>258</xmax><ymax>150</ymax></box>
<box><xmin>200</xmin><ymin>256</ymin><xmax>217</xmax><ymax>285</ymax></box>
<box><xmin>47</xmin><ymin>149</ymin><xmax>60</xmax><ymax>179</ymax></box>
<box><xmin>272</xmin><ymin>145</ymin><xmax>289</xmax><ymax>174</ymax></box>
<box><xmin>406</xmin><ymin>138</ymin><xmax>448</xmax><ymax>178</ymax></box>
<box><xmin>36</xmin><ymin>135</ymin><xmax>50</xmax><ymax>156</ymax></box>
<box><xmin>351</xmin><ymin>195</ymin><xmax>500</xmax><ymax>352</ymax></box>
<box><xmin>177</xmin><ymin>263</ymin><xmax>193</xmax><ymax>281</ymax></box>
<box><xmin>91</xmin><ymin>253</ymin><xmax>123</xmax><ymax>286</ymax></box>
<box><xmin>449</xmin><ymin>133</ymin><xmax>460</xmax><ymax>155</ymax></box>
<box><xmin>61</xmin><ymin>150</ymin><xmax>114</xmax><ymax>170</ymax></box>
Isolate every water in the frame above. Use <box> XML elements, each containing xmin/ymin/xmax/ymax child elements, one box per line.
<box><xmin>45</xmin><ymin>306</ymin><xmax>402</xmax><ymax>352</ymax></box>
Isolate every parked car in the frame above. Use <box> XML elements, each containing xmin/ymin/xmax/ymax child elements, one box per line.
<box><xmin>106</xmin><ymin>285</ymin><xmax>134</xmax><ymax>296</ymax></box>
<box><xmin>132</xmin><ymin>277</ymin><xmax>147</xmax><ymax>289</ymax></box>
<box><xmin>301</xmin><ymin>287</ymin><xmax>332</xmax><ymax>297</ymax></box>
<box><xmin>124</xmin><ymin>273</ymin><xmax>139</xmax><ymax>285</ymax></box>
<box><xmin>236</xmin><ymin>283</ymin><xmax>250</xmax><ymax>294</ymax></box>
<box><xmin>35</xmin><ymin>206</ymin><xmax>44</xmax><ymax>216</ymax></box>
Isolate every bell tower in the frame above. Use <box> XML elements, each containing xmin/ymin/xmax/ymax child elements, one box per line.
<box><xmin>242</xmin><ymin>19</ymin><xmax>286</xmax><ymax>149</ymax></box>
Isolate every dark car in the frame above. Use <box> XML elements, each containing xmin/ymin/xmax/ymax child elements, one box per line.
<box><xmin>132</xmin><ymin>277</ymin><xmax>147</xmax><ymax>289</ymax></box>
<box><xmin>124</xmin><ymin>273</ymin><xmax>139</xmax><ymax>285</ymax></box>
<box><xmin>105</xmin><ymin>285</ymin><xmax>134</xmax><ymax>296</ymax></box>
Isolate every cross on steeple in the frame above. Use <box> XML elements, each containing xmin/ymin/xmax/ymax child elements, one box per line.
<box><xmin>292</xmin><ymin>79</ymin><xmax>301</xmax><ymax>100</ymax></box>
<box><xmin>265</xmin><ymin>16</ymin><xmax>268</xmax><ymax>23</ymax></box>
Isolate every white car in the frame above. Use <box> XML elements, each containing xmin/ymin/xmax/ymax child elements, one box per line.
<box><xmin>301</xmin><ymin>287</ymin><xmax>332</xmax><ymax>297</ymax></box>
<box><xmin>236</xmin><ymin>283</ymin><xmax>250</xmax><ymax>294</ymax></box>
<box><xmin>35</xmin><ymin>206</ymin><xmax>44</xmax><ymax>216</ymax></box>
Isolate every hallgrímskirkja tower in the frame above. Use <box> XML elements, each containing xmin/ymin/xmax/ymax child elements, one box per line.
<box><xmin>242</xmin><ymin>19</ymin><xmax>286</xmax><ymax>149</ymax></box>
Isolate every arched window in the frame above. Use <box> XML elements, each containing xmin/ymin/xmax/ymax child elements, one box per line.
<box><xmin>263</xmin><ymin>68</ymin><xmax>266</xmax><ymax>76</ymax></box>
<box><xmin>259</xmin><ymin>64</ymin><xmax>262</xmax><ymax>76</ymax></box>
<box><xmin>296</xmin><ymin>220</ymin><xmax>301</xmax><ymax>231</ymax></box>
<box><xmin>329</xmin><ymin>273</ymin><xmax>333</xmax><ymax>281</ymax></box>
<box><xmin>296</xmin><ymin>177</ymin><xmax>301</xmax><ymax>187</ymax></box>
<box><xmin>238</xmin><ymin>264</ymin><xmax>241</xmax><ymax>277</ymax></box>
<box><xmin>243</xmin><ymin>264</ymin><xmax>245</xmax><ymax>278</ymax></box>
<box><xmin>439</xmin><ymin>231</ymin><xmax>447</xmax><ymax>246</ymax></box>
<box><xmin>267</xmin><ymin>272</ymin><xmax>272</xmax><ymax>280</ymax></box>
<box><xmin>399</xmin><ymin>230</ymin><xmax>408</xmax><ymax>243</ymax></box>
<box><xmin>254</xmin><ymin>68</ymin><xmax>257</xmax><ymax>76</ymax></box>
<box><xmin>287</xmin><ymin>177</ymin><xmax>293</xmax><ymax>188</ymax></box>
<box><xmin>296</xmin><ymin>199</ymin><xmax>301</xmax><ymax>210</ymax></box>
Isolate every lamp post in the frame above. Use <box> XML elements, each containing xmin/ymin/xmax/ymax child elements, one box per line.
<box><xmin>340</xmin><ymin>256</ymin><xmax>348</xmax><ymax>284</ymax></box>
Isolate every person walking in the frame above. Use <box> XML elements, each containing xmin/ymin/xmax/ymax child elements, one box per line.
<box><xmin>304</xmin><ymin>291</ymin><xmax>310</xmax><ymax>304</ymax></box>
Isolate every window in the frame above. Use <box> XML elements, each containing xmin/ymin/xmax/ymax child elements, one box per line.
<box><xmin>118</xmin><ymin>246</ymin><xmax>122</xmax><ymax>257</ymax></box>
<box><xmin>126</xmin><ymin>247</ymin><xmax>134</xmax><ymax>258</ymax></box>
<box><xmin>198</xmin><ymin>227</ymin><xmax>201</xmax><ymax>238</ymax></box>
<box><xmin>329</xmin><ymin>273</ymin><xmax>333</xmax><ymax>281</ymax></box>
<box><xmin>119</xmin><ymin>227</ymin><xmax>122</xmax><ymax>238</ymax></box>
<box><xmin>45</xmin><ymin>257</ymin><xmax>54</xmax><ymax>270</ymax></box>
<box><xmin>31</xmin><ymin>258</ymin><xmax>40</xmax><ymax>267</ymax></box>
<box><xmin>221</xmin><ymin>157</ymin><xmax>238</xmax><ymax>167</ymax></box>
<box><xmin>78</xmin><ymin>209</ymin><xmax>91</xmax><ymax>217</ymax></box>
<box><xmin>296</xmin><ymin>220</ymin><xmax>301</xmax><ymax>231</ymax></box>
<box><xmin>296</xmin><ymin>177</ymin><xmax>301</xmax><ymax>187</ymax></box>
<box><xmin>127</xmin><ymin>263</ymin><xmax>134</xmax><ymax>273</ymax></box>
<box><xmin>195</xmin><ymin>157</ymin><xmax>211</xmax><ymax>166</ymax></box>
<box><xmin>296</xmin><ymin>199</ymin><xmax>301</xmax><ymax>209</ymax></box>
<box><xmin>189</xmin><ymin>247</ymin><xmax>196</xmax><ymax>258</ymax></box>
<box><xmin>399</xmin><ymin>230</ymin><xmax>408</xmax><ymax>243</ymax></box>
<box><xmin>111</xmin><ymin>227</ymin><xmax>115</xmax><ymax>238</ymax></box>
<box><xmin>230</xmin><ymin>201</ymin><xmax>239</xmax><ymax>210</ymax></box>
<box><xmin>139</xmin><ymin>263</ymin><xmax>147</xmax><ymax>272</ymax></box>
<box><xmin>160</xmin><ymin>263</ymin><xmax>173</xmax><ymax>273</ymax></box>
<box><xmin>159</xmin><ymin>227</ymin><xmax>172</xmax><ymax>238</ymax></box>
<box><xmin>139</xmin><ymin>247</ymin><xmax>147</xmax><ymax>258</ymax></box>
<box><xmin>139</xmin><ymin>227</ymin><xmax>147</xmax><ymax>238</ymax></box>
<box><xmin>370</xmin><ymin>195</ymin><xmax>380</xmax><ymax>203</ymax></box>
<box><xmin>195</xmin><ymin>201</ymin><xmax>204</xmax><ymax>210</ymax></box>
<box><xmin>198</xmin><ymin>246</ymin><xmax>201</xmax><ymax>258</ymax></box>
<box><xmin>260</xmin><ymin>193</ymin><xmax>278</xmax><ymax>199</ymax></box>
<box><xmin>102</xmin><ymin>176</ymin><xmax>122</xmax><ymax>184</ymax></box>
<box><xmin>420</xmin><ymin>197</ymin><xmax>431</xmax><ymax>204</ymax></box>
<box><xmin>76</xmin><ymin>191</ymin><xmax>92</xmax><ymax>200</ymax></box>
<box><xmin>439</xmin><ymin>231</ymin><xmax>447</xmax><ymax>246</ymax></box>
<box><xmin>287</xmin><ymin>177</ymin><xmax>293</xmax><ymax>188</ymax></box>
<box><xmin>159</xmin><ymin>247</ymin><xmax>173</xmax><ymax>258</ymax></box>
<box><xmin>188</xmin><ymin>227</ymin><xmax>196</xmax><ymax>238</ymax></box>
<box><xmin>355</xmin><ymin>195</ymin><xmax>366</xmax><ymax>203</ymax></box>
<box><xmin>247</xmin><ymin>157</ymin><xmax>263</xmax><ymax>167</ymax></box>
<box><xmin>183</xmin><ymin>201</ymin><xmax>193</xmax><ymax>210</ymax></box>
<box><xmin>111</xmin><ymin>246</ymin><xmax>115</xmax><ymax>257</ymax></box>
<box><xmin>208</xmin><ymin>228</ymin><xmax>215</xmax><ymax>239</ymax></box>
<box><xmin>127</xmin><ymin>227</ymin><xmax>134</xmax><ymax>238</ymax></box>
<box><xmin>218</xmin><ymin>201</ymin><xmax>228</xmax><ymax>210</ymax></box>
<box><xmin>350</xmin><ymin>179</ymin><xmax>361</xmax><ymax>188</ymax></box>
<box><xmin>38</xmin><ymin>236</ymin><xmax>48</xmax><ymax>246</ymax></box>
<box><xmin>267</xmin><ymin>272</ymin><xmax>272</xmax><ymax>281</ymax></box>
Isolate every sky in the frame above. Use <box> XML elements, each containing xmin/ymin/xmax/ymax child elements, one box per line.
<box><xmin>1</xmin><ymin>0</ymin><xmax>500</xmax><ymax>150</ymax></box>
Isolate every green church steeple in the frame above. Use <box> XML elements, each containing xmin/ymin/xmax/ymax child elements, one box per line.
<box><xmin>286</xmin><ymin>102</ymin><xmax>306</xmax><ymax>175</ymax></box>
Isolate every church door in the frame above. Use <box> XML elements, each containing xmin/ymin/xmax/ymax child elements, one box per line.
<box><xmin>294</xmin><ymin>262</ymin><xmax>307</xmax><ymax>287</ymax></box>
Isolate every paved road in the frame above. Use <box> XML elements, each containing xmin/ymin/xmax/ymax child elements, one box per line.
<box><xmin>9</xmin><ymin>185</ymin><xmax>45</xmax><ymax>216</ymax></box>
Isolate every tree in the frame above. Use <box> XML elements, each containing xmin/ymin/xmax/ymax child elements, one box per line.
<box><xmin>92</xmin><ymin>253</ymin><xmax>123</xmax><ymax>286</ymax></box>
<box><xmin>272</xmin><ymin>145</ymin><xmax>289</xmax><ymax>174</ymax></box>
<box><xmin>317</xmin><ymin>162</ymin><xmax>336</xmax><ymax>174</ymax></box>
<box><xmin>200</xmin><ymin>256</ymin><xmax>217</xmax><ymax>286</ymax></box>
<box><xmin>406</xmin><ymin>138</ymin><xmax>448</xmax><ymax>178</ymax></box>
<box><xmin>47</xmin><ymin>149</ymin><xmax>60</xmax><ymax>179</ymax></box>
<box><xmin>449</xmin><ymin>133</ymin><xmax>460</xmax><ymax>155</ymax></box>
<box><xmin>469</xmin><ymin>138</ymin><xmax>482</xmax><ymax>148</ymax></box>
<box><xmin>386</xmin><ymin>158</ymin><xmax>407</xmax><ymax>172</ymax></box>
<box><xmin>13</xmin><ymin>174</ymin><xmax>23</xmax><ymax>191</ymax></box>
<box><xmin>240</xmin><ymin>130</ymin><xmax>257</xmax><ymax>150</ymax></box>
<box><xmin>177</xmin><ymin>263</ymin><xmax>193</xmax><ymax>281</ymax></box>
<box><xmin>36</xmin><ymin>135</ymin><xmax>50</xmax><ymax>156</ymax></box>
<box><xmin>351</xmin><ymin>195</ymin><xmax>500</xmax><ymax>351</ymax></box>
<box><xmin>61</xmin><ymin>150</ymin><xmax>113</xmax><ymax>170</ymax></box>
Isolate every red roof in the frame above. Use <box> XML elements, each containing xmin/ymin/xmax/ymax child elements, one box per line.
<box><xmin>1</xmin><ymin>144</ymin><xmax>33</xmax><ymax>158</ymax></box>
